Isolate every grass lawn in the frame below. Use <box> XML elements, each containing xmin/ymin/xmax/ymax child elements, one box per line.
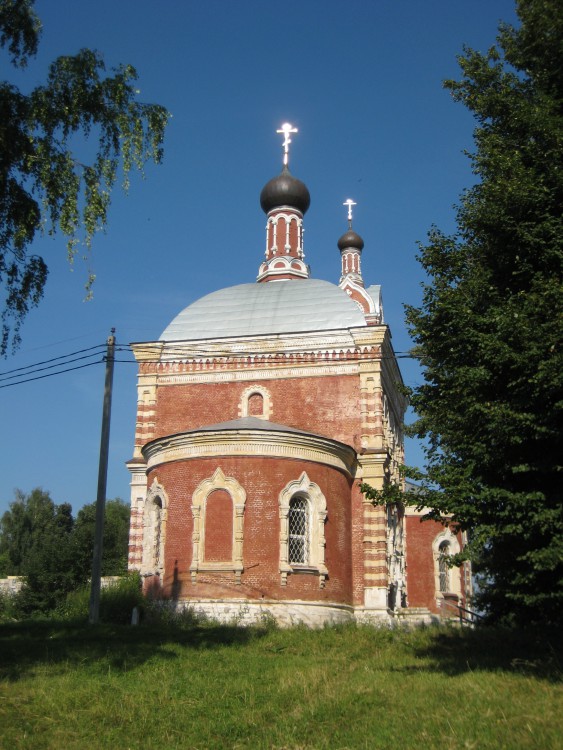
<box><xmin>0</xmin><ymin>619</ymin><xmax>561</xmax><ymax>749</ymax></box>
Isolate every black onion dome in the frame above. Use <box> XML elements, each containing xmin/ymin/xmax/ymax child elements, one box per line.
<box><xmin>260</xmin><ymin>165</ymin><xmax>311</xmax><ymax>214</ymax></box>
<box><xmin>337</xmin><ymin>229</ymin><xmax>364</xmax><ymax>252</ymax></box>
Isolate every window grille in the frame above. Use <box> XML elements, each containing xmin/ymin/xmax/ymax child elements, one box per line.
<box><xmin>438</xmin><ymin>540</ymin><xmax>450</xmax><ymax>592</ymax></box>
<box><xmin>288</xmin><ymin>496</ymin><xmax>309</xmax><ymax>564</ymax></box>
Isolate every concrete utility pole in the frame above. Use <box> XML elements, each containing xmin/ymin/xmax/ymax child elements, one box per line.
<box><xmin>89</xmin><ymin>328</ymin><xmax>116</xmax><ymax>625</ymax></box>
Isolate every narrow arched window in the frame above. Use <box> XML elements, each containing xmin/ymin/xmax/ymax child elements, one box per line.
<box><xmin>190</xmin><ymin>468</ymin><xmax>247</xmax><ymax>583</ymax></box>
<box><xmin>153</xmin><ymin>497</ymin><xmax>163</xmax><ymax>567</ymax></box>
<box><xmin>289</xmin><ymin>496</ymin><xmax>309</xmax><ymax>565</ymax></box>
<box><xmin>248</xmin><ymin>392</ymin><xmax>264</xmax><ymax>417</ymax></box>
<box><xmin>141</xmin><ymin>485</ymin><xmax>168</xmax><ymax>578</ymax></box>
<box><xmin>239</xmin><ymin>385</ymin><xmax>271</xmax><ymax>420</ymax></box>
<box><xmin>438</xmin><ymin>540</ymin><xmax>450</xmax><ymax>593</ymax></box>
<box><xmin>204</xmin><ymin>489</ymin><xmax>233</xmax><ymax>562</ymax></box>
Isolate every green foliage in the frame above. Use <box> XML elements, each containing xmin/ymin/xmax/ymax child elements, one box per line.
<box><xmin>72</xmin><ymin>498</ymin><xmax>130</xmax><ymax>577</ymax></box>
<box><xmin>401</xmin><ymin>0</ymin><xmax>563</xmax><ymax>626</ymax></box>
<box><xmin>0</xmin><ymin>489</ymin><xmax>131</xmax><ymax>616</ymax></box>
<box><xmin>0</xmin><ymin>488</ymin><xmax>66</xmax><ymax>575</ymax></box>
<box><xmin>0</xmin><ymin>0</ymin><xmax>169</xmax><ymax>354</ymax></box>
<box><xmin>58</xmin><ymin>573</ymin><xmax>143</xmax><ymax>624</ymax></box>
<box><xmin>0</xmin><ymin>550</ymin><xmax>9</xmax><ymax>577</ymax></box>
<box><xmin>0</xmin><ymin>587</ymin><xmax>18</xmax><ymax>620</ymax></box>
<box><xmin>57</xmin><ymin>573</ymin><xmax>206</xmax><ymax>627</ymax></box>
<box><xmin>16</xmin><ymin>500</ymin><xmax>78</xmax><ymax>614</ymax></box>
<box><xmin>359</xmin><ymin>467</ymin><xmax>429</xmax><ymax>511</ymax></box>
<box><xmin>0</xmin><ymin>488</ymin><xmax>78</xmax><ymax>614</ymax></box>
<box><xmin>0</xmin><ymin>0</ymin><xmax>40</xmax><ymax>67</ymax></box>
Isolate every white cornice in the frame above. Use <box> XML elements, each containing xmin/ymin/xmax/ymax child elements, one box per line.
<box><xmin>142</xmin><ymin>427</ymin><xmax>357</xmax><ymax>477</ymax></box>
<box><xmin>132</xmin><ymin>326</ymin><xmax>387</xmax><ymax>361</ymax></box>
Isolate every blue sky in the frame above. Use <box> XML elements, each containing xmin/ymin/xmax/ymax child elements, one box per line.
<box><xmin>0</xmin><ymin>0</ymin><xmax>519</xmax><ymax>516</ymax></box>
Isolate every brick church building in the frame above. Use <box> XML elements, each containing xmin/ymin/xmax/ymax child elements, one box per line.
<box><xmin>126</xmin><ymin>126</ymin><xmax>470</xmax><ymax>625</ymax></box>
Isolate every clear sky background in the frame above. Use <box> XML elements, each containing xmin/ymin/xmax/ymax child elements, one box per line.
<box><xmin>1</xmin><ymin>0</ymin><xmax>519</xmax><ymax>516</ymax></box>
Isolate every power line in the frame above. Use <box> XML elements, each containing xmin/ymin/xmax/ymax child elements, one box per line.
<box><xmin>0</xmin><ymin>349</ymin><xmax>108</xmax><ymax>383</ymax></box>
<box><xmin>0</xmin><ymin>344</ymin><xmax>106</xmax><ymax>377</ymax></box>
<box><xmin>9</xmin><ymin>331</ymin><xmax>111</xmax><ymax>355</ymax></box>
<box><xmin>0</xmin><ymin>360</ymin><xmax>103</xmax><ymax>389</ymax></box>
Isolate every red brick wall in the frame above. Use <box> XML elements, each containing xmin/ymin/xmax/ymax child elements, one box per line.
<box><xmin>148</xmin><ymin>454</ymin><xmax>354</xmax><ymax>605</ymax></box>
<box><xmin>405</xmin><ymin>516</ymin><xmax>465</xmax><ymax>614</ymax></box>
<box><xmin>153</xmin><ymin>373</ymin><xmax>362</xmax><ymax>447</ymax></box>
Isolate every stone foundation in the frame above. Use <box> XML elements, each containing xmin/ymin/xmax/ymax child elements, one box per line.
<box><xmin>168</xmin><ymin>598</ymin><xmax>438</xmax><ymax>628</ymax></box>
<box><xmin>178</xmin><ymin>598</ymin><xmax>354</xmax><ymax>627</ymax></box>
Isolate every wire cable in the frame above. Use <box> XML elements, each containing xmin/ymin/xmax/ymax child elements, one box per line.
<box><xmin>0</xmin><ymin>343</ymin><xmax>107</xmax><ymax>377</ymax></box>
<box><xmin>0</xmin><ymin>350</ymin><xmax>109</xmax><ymax>384</ymax></box>
<box><xmin>0</xmin><ymin>360</ymin><xmax>103</xmax><ymax>389</ymax></box>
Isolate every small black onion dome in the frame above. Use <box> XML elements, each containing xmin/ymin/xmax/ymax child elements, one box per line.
<box><xmin>338</xmin><ymin>229</ymin><xmax>364</xmax><ymax>252</ymax></box>
<box><xmin>260</xmin><ymin>165</ymin><xmax>311</xmax><ymax>214</ymax></box>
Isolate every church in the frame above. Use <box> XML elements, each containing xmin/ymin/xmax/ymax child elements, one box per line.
<box><xmin>126</xmin><ymin>125</ymin><xmax>470</xmax><ymax>625</ymax></box>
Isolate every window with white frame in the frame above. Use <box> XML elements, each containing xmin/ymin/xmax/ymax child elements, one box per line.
<box><xmin>190</xmin><ymin>468</ymin><xmax>246</xmax><ymax>583</ymax></box>
<box><xmin>288</xmin><ymin>496</ymin><xmax>310</xmax><ymax>564</ymax></box>
<box><xmin>433</xmin><ymin>531</ymin><xmax>461</xmax><ymax>600</ymax></box>
<box><xmin>438</xmin><ymin>540</ymin><xmax>450</xmax><ymax>593</ymax></box>
<box><xmin>239</xmin><ymin>385</ymin><xmax>272</xmax><ymax>420</ymax></box>
<box><xmin>279</xmin><ymin>472</ymin><xmax>328</xmax><ymax>588</ymax></box>
<box><xmin>141</xmin><ymin>480</ymin><xmax>168</xmax><ymax>578</ymax></box>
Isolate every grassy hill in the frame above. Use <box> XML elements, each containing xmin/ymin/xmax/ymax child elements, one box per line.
<box><xmin>0</xmin><ymin>619</ymin><xmax>561</xmax><ymax>749</ymax></box>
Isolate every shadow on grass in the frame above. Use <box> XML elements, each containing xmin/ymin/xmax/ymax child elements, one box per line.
<box><xmin>403</xmin><ymin>625</ymin><xmax>562</xmax><ymax>683</ymax></box>
<box><xmin>0</xmin><ymin>618</ymin><xmax>268</xmax><ymax>682</ymax></box>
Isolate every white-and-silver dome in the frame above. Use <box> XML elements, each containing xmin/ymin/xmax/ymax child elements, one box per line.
<box><xmin>160</xmin><ymin>279</ymin><xmax>369</xmax><ymax>341</ymax></box>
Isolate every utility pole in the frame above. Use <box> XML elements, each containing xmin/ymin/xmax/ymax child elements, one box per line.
<box><xmin>89</xmin><ymin>328</ymin><xmax>116</xmax><ymax>625</ymax></box>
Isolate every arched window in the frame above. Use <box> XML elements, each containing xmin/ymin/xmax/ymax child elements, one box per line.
<box><xmin>288</xmin><ymin>496</ymin><xmax>309</xmax><ymax>564</ymax></box>
<box><xmin>204</xmin><ymin>489</ymin><xmax>233</xmax><ymax>562</ymax></box>
<box><xmin>432</xmin><ymin>531</ymin><xmax>461</xmax><ymax>601</ymax></box>
<box><xmin>153</xmin><ymin>497</ymin><xmax>163</xmax><ymax>567</ymax></box>
<box><xmin>438</xmin><ymin>540</ymin><xmax>450</xmax><ymax>593</ymax></box>
<box><xmin>141</xmin><ymin>481</ymin><xmax>168</xmax><ymax>578</ymax></box>
<box><xmin>248</xmin><ymin>392</ymin><xmax>264</xmax><ymax>417</ymax></box>
<box><xmin>279</xmin><ymin>473</ymin><xmax>328</xmax><ymax>588</ymax></box>
<box><xmin>239</xmin><ymin>385</ymin><xmax>272</xmax><ymax>420</ymax></box>
<box><xmin>190</xmin><ymin>468</ymin><xmax>246</xmax><ymax>583</ymax></box>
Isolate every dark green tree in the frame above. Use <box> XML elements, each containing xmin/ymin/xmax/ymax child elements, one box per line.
<box><xmin>401</xmin><ymin>0</ymin><xmax>562</xmax><ymax>626</ymax></box>
<box><xmin>17</xmin><ymin>499</ymin><xmax>77</xmax><ymax>613</ymax></box>
<box><xmin>72</xmin><ymin>498</ymin><xmax>130</xmax><ymax>579</ymax></box>
<box><xmin>0</xmin><ymin>487</ymin><xmax>54</xmax><ymax>573</ymax></box>
<box><xmin>0</xmin><ymin>488</ymin><xmax>78</xmax><ymax>612</ymax></box>
<box><xmin>0</xmin><ymin>0</ymin><xmax>169</xmax><ymax>354</ymax></box>
<box><xmin>0</xmin><ymin>490</ymin><xmax>131</xmax><ymax>614</ymax></box>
